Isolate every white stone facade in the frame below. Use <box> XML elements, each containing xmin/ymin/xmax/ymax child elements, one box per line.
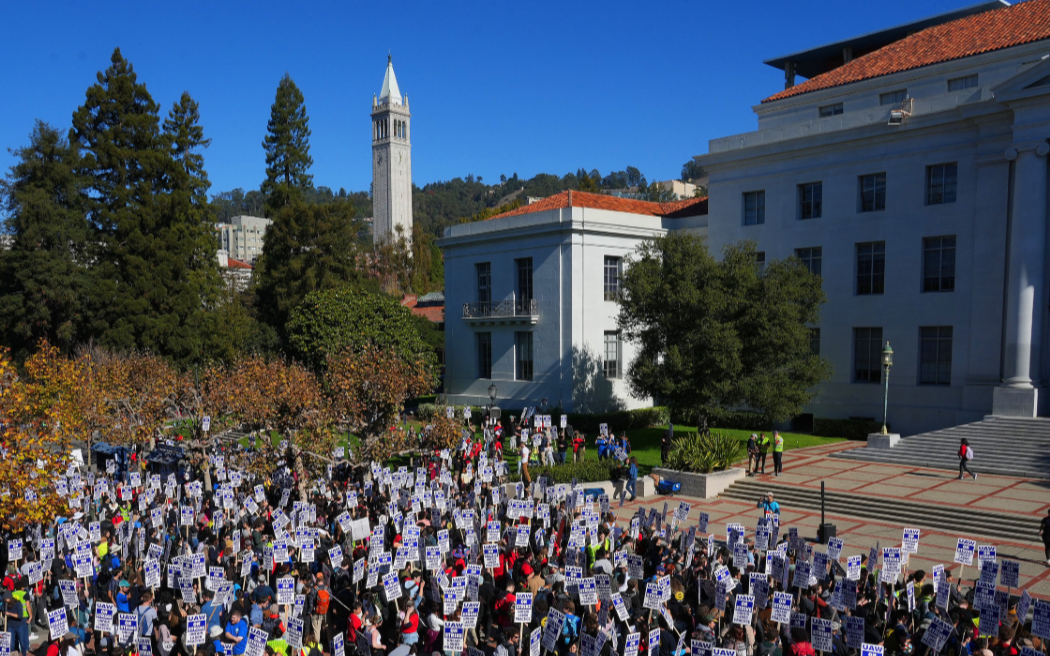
<box><xmin>696</xmin><ymin>26</ymin><xmax>1050</xmax><ymax>434</ymax></box>
<box><xmin>438</xmin><ymin>197</ymin><xmax>706</xmax><ymax>412</ymax></box>
<box><xmin>371</xmin><ymin>57</ymin><xmax>413</xmax><ymax>244</ymax></box>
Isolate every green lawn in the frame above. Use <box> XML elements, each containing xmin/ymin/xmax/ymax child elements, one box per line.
<box><xmin>482</xmin><ymin>421</ymin><xmax>844</xmax><ymax>472</ymax></box>
<box><xmin>229</xmin><ymin>422</ymin><xmax>845</xmax><ymax>477</ymax></box>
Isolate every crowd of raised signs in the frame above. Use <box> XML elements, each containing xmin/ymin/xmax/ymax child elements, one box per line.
<box><xmin>1</xmin><ymin>432</ymin><xmax>1049</xmax><ymax>656</ymax></box>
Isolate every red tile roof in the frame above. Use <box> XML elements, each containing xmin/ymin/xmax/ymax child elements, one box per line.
<box><xmin>227</xmin><ymin>258</ymin><xmax>253</xmax><ymax>270</ymax></box>
<box><xmin>764</xmin><ymin>0</ymin><xmax>1050</xmax><ymax>103</ymax></box>
<box><xmin>486</xmin><ymin>190</ymin><xmax>708</xmax><ymax>221</ymax></box>
<box><xmin>401</xmin><ymin>294</ymin><xmax>445</xmax><ymax>323</ymax></box>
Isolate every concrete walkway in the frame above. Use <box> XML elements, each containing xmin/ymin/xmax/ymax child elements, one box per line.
<box><xmin>611</xmin><ymin>442</ymin><xmax>1050</xmax><ymax>600</ymax></box>
<box><xmin>751</xmin><ymin>441</ymin><xmax>1050</xmax><ymax>519</ymax></box>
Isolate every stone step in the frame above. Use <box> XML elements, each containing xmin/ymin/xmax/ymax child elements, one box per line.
<box><xmin>830</xmin><ymin>416</ymin><xmax>1050</xmax><ymax>478</ymax></box>
<box><xmin>720</xmin><ymin>480</ymin><xmax>1041</xmax><ymax>543</ymax></box>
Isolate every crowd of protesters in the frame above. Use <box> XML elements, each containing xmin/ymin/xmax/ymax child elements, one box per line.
<box><xmin>0</xmin><ymin>413</ymin><xmax>1045</xmax><ymax>656</ymax></box>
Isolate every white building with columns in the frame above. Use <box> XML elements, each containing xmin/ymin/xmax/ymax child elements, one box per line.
<box><xmin>438</xmin><ymin>191</ymin><xmax>706</xmax><ymax>412</ymax></box>
<box><xmin>372</xmin><ymin>55</ymin><xmax>413</xmax><ymax>244</ymax></box>
<box><xmin>695</xmin><ymin>0</ymin><xmax>1050</xmax><ymax>433</ymax></box>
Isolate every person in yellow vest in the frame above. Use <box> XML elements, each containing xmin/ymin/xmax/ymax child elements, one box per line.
<box><xmin>772</xmin><ymin>431</ymin><xmax>785</xmax><ymax>477</ymax></box>
<box><xmin>756</xmin><ymin>433</ymin><xmax>771</xmax><ymax>474</ymax></box>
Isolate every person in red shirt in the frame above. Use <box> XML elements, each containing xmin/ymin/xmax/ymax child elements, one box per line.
<box><xmin>399</xmin><ymin>603</ymin><xmax>419</xmax><ymax>646</ymax></box>
<box><xmin>573</xmin><ymin>434</ymin><xmax>586</xmax><ymax>462</ymax></box>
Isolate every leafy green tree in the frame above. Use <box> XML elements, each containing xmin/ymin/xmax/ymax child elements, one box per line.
<box><xmin>0</xmin><ymin>122</ymin><xmax>88</xmax><ymax>362</ymax></box>
<box><xmin>261</xmin><ymin>73</ymin><xmax>313</xmax><ymax>215</ymax></box>
<box><xmin>287</xmin><ymin>286</ymin><xmax>437</xmax><ymax>377</ymax></box>
<box><xmin>254</xmin><ymin>201</ymin><xmax>374</xmax><ymax>337</ymax></box>
<box><xmin>681</xmin><ymin>159</ymin><xmax>707</xmax><ymax>182</ymax></box>
<box><xmin>576</xmin><ymin>169</ymin><xmax>599</xmax><ymax>192</ymax></box>
<box><xmin>617</xmin><ymin>234</ymin><xmax>830</xmax><ymax>430</ymax></box>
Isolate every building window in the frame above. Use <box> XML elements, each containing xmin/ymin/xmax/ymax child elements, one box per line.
<box><xmin>880</xmin><ymin>89</ymin><xmax>907</xmax><ymax>105</ymax></box>
<box><xmin>947</xmin><ymin>74</ymin><xmax>978</xmax><ymax>91</ymax></box>
<box><xmin>856</xmin><ymin>242</ymin><xmax>886</xmax><ymax>295</ymax></box>
<box><xmin>920</xmin><ymin>326</ymin><xmax>953</xmax><ymax>386</ymax></box>
<box><xmin>799</xmin><ymin>182</ymin><xmax>822</xmax><ymax>219</ymax></box>
<box><xmin>923</xmin><ymin>236</ymin><xmax>956</xmax><ymax>292</ymax></box>
<box><xmin>515</xmin><ymin>332</ymin><xmax>533</xmax><ymax>381</ymax></box>
<box><xmin>744</xmin><ymin>191</ymin><xmax>765</xmax><ymax>225</ymax></box>
<box><xmin>603</xmin><ymin>332</ymin><xmax>621</xmax><ymax>379</ymax></box>
<box><xmin>476</xmin><ymin>262</ymin><xmax>491</xmax><ymax>306</ymax></box>
<box><xmin>926</xmin><ymin>163</ymin><xmax>958</xmax><ymax>205</ymax></box>
<box><xmin>858</xmin><ymin>173</ymin><xmax>886</xmax><ymax>212</ymax></box>
<box><xmin>819</xmin><ymin>103</ymin><xmax>843</xmax><ymax>117</ymax></box>
<box><xmin>853</xmin><ymin>327</ymin><xmax>883</xmax><ymax>383</ymax></box>
<box><xmin>795</xmin><ymin>247</ymin><xmax>822</xmax><ymax>276</ymax></box>
<box><xmin>809</xmin><ymin>328</ymin><xmax>821</xmax><ymax>356</ymax></box>
<box><xmin>516</xmin><ymin>257</ymin><xmax>533</xmax><ymax>303</ymax></box>
<box><xmin>476</xmin><ymin>332</ymin><xmax>492</xmax><ymax>379</ymax></box>
<box><xmin>754</xmin><ymin>251</ymin><xmax>766</xmax><ymax>271</ymax></box>
<box><xmin>604</xmin><ymin>256</ymin><xmax>622</xmax><ymax>301</ymax></box>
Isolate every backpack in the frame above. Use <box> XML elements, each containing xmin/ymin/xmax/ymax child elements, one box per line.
<box><xmin>966</xmin><ymin>447</ymin><xmax>974</xmax><ymax>460</ymax></box>
<box><xmin>262</xmin><ymin>614</ymin><xmax>281</xmax><ymax>636</ymax></box>
<box><xmin>313</xmin><ymin>589</ymin><xmax>331</xmax><ymax>615</ymax></box>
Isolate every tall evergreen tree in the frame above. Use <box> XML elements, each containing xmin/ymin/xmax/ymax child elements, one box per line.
<box><xmin>0</xmin><ymin>122</ymin><xmax>89</xmax><ymax>361</ymax></box>
<box><xmin>261</xmin><ymin>73</ymin><xmax>313</xmax><ymax>215</ymax></box>
<box><xmin>159</xmin><ymin>91</ymin><xmax>240</xmax><ymax>364</ymax></box>
<box><xmin>254</xmin><ymin>201</ymin><xmax>375</xmax><ymax>339</ymax></box>
<box><xmin>70</xmin><ymin>49</ymin><xmax>226</xmax><ymax>365</ymax></box>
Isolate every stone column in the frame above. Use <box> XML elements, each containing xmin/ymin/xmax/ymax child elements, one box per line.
<box><xmin>994</xmin><ymin>141</ymin><xmax>1050</xmax><ymax>416</ymax></box>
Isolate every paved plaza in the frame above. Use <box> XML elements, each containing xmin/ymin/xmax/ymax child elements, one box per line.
<box><xmin>615</xmin><ymin>441</ymin><xmax>1050</xmax><ymax>598</ymax></box>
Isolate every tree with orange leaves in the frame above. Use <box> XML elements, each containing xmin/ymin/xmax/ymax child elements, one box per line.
<box><xmin>0</xmin><ymin>345</ymin><xmax>72</xmax><ymax>531</ymax></box>
<box><xmin>325</xmin><ymin>346</ymin><xmax>432</xmax><ymax>462</ymax></box>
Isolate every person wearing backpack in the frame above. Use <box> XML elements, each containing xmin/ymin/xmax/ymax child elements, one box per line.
<box><xmin>307</xmin><ymin>572</ymin><xmax>331</xmax><ymax>648</ymax></box>
<box><xmin>957</xmin><ymin>438</ymin><xmax>976</xmax><ymax>480</ymax></box>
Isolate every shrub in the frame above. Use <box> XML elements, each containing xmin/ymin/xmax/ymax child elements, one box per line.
<box><xmin>507</xmin><ymin>460</ymin><xmax>614</xmax><ymax>484</ymax></box>
<box><xmin>566</xmin><ymin>407</ymin><xmax>670</xmax><ymax>435</ymax></box>
<box><xmin>665</xmin><ymin>431</ymin><xmax>742</xmax><ymax>473</ymax></box>
<box><xmin>813</xmin><ymin>418</ymin><xmax>886</xmax><ymax>441</ymax></box>
<box><xmin>671</xmin><ymin>408</ymin><xmax>773</xmax><ymax>431</ymax></box>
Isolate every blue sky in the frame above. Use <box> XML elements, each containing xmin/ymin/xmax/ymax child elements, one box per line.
<box><xmin>3</xmin><ymin>0</ymin><xmax>977</xmax><ymax>196</ymax></box>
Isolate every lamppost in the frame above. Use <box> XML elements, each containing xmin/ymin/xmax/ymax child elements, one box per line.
<box><xmin>488</xmin><ymin>383</ymin><xmax>498</xmax><ymax>412</ymax></box>
<box><xmin>881</xmin><ymin>342</ymin><xmax>894</xmax><ymax>435</ymax></box>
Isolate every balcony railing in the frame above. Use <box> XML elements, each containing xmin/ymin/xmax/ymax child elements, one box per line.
<box><xmin>462</xmin><ymin>298</ymin><xmax>538</xmax><ymax>320</ymax></box>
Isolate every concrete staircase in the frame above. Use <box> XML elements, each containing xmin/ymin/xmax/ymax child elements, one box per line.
<box><xmin>830</xmin><ymin>416</ymin><xmax>1050</xmax><ymax>479</ymax></box>
<box><xmin>719</xmin><ymin>478</ymin><xmax>1042</xmax><ymax>543</ymax></box>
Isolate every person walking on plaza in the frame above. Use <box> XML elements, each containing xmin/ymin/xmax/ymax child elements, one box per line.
<box><xmin>625</xmin><ymin>457</ymin><xmax>639</xmax><ymax>502</ymax></box>
<box><xmin>757</xmin><ymin>432</ymin><xmax>770</xmax><ymax>474</ymax></box>
<box><xmin>958</xmin><ymin>438</ymin><xmax>976</xmax><ymax>480</ymax></box>
<box><xmin>1039</xmin><ymin>508</ymin><xmax>1050</xmax><ymax>565</ymax></box>
<box><xmin>772</xmin><ymin>431</ymin><xmax>785</xmax><ymax>476</ymax></box>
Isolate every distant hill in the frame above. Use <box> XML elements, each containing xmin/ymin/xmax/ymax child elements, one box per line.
<box><xmin>210</xmin><ymin>165</ymin><xmax>683</xmax><ymax>240</ymax></box>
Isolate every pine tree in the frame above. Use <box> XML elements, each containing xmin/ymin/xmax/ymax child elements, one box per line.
<box><xmin>0</xmin><ymin>122</ymin><xmax>89</xmax><ymax>361</ymax></box>
<box><xmin>159</xmin><ymin>92</ymin><xmax>238</xmax><ymax>364</ymax></box>
<box><xmin>70</xmin><ymin>49</ymin><xmax>228</xmax><ymax>365</ymax></box>
<box><xmin>254</xmin><ymin>201</ymin><xmax>375</xmax><ymax>339</ymax></box>
<box><xmin>261</xmin><ymin>73</ymin><xmax>313</xmax><ymax>214</ymax></box>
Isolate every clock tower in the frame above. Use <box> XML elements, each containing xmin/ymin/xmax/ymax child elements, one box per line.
<box><xmin>371</xmin><ymin>54</ymin><xmax>413</xmax><ymax>245</ymax></box>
